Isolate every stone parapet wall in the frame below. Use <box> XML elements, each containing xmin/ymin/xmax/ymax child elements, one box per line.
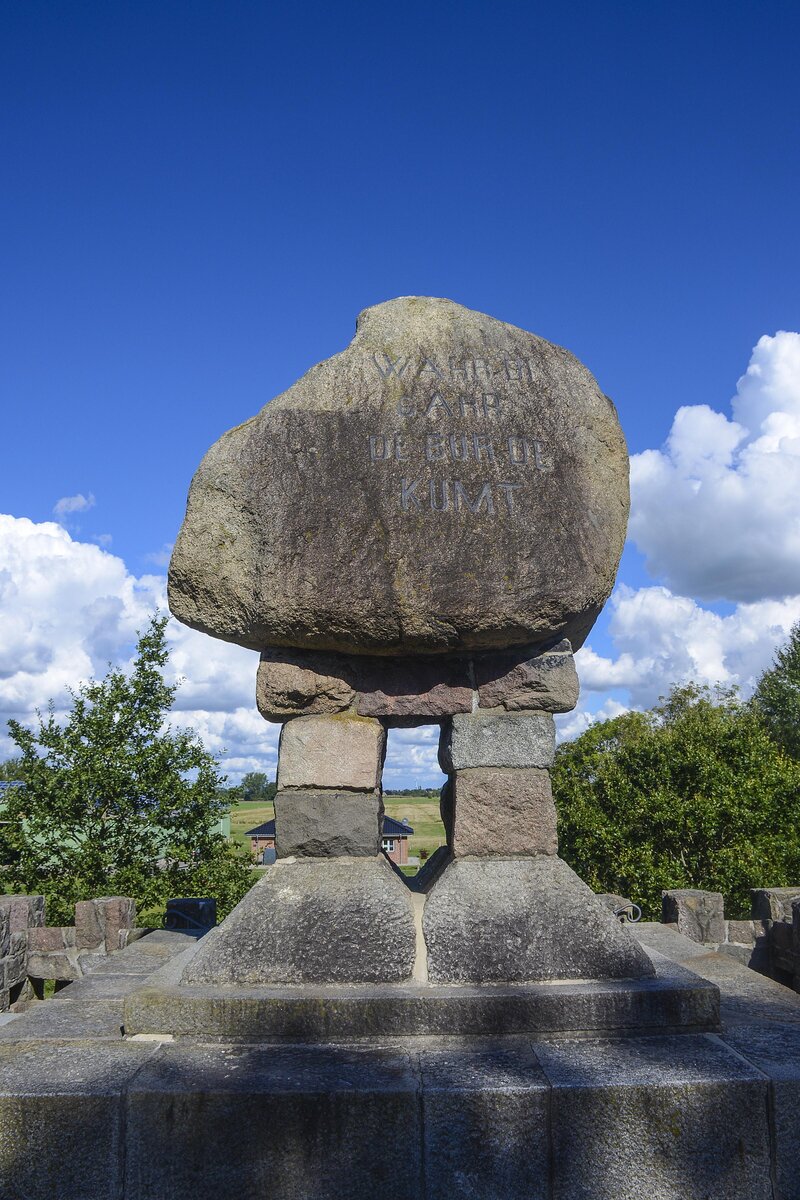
<box><xmin>0</xmin><ymin>894</ymin><xmax>147</xmax><ymax>1005</ymax></box>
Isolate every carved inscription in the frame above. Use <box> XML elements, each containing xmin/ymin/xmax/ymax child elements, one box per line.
<box><xmin>368</xmin><ymin>352</ymin><xmax>551</xmax><ymax>517</ymax></box>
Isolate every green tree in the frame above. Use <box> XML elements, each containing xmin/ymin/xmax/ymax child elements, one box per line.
<box><xmin>0</xmin><ymin>759</ymin><xmax>25</xmax><ymax>782</ymax></box>
<box><xmin>3</xmin><ymin>615</ymin><xmax>252</xmax><ymax>924</ymax></box>
<box><xmin>240</xmin><ymin>772</ymin><xmax>277</xmax><ymax>804</ymax></box>
<box><xmin>553</xmin><ymin>684</ymin><xmax>800</xmax><ymax>919</ymax></box>
<box><xmin>751</xmin><ymin>620</ymin><xmax>800</xmax><ymax>760</ymax></box>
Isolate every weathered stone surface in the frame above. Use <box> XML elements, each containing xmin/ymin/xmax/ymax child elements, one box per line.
<box><xmin>0</xmin><ymin>893</ymin><xmax>45</xmax><ymax>937</ymax></box>
<box><xmin>277</xmin><ymin>713</ymin><xmax>385</xmax><ymax>790</ymax></box>
<box><xmin>535</xmin><ymin>1033</ymin><xmax>772</xmax><ymax>1200</ymax></box>
<box><xmin>423</xmin><ymin>856</ymin><xmax>655</xmax><ymax>984</ymax></box>
<box><xmin>27</xmin><ymin>950</ymin><xmax>81</xmax><ymax>981</ymax></box>
<box><xmin>75</xmin><ymin>896</ymin><xmax>136</xmax><ymax>951</ymax></box>
<box><xmin>722</xmin><ymin>1022</ymin><xmax>800</xmax><ymax>1200</ymax></box>
<box><xmin>751</xmin><ymin>885</ymin><xmax>800</xmax><ymax>921</ymax></box>
<box><xmin>421</xmin><ymin>1044</ymin><xmax>550</xmax><ymax>1200</ymax></box>
<box><xmin>439</xmin><ymin>709</ymin><xmax>555</xmax><ymax>772</ymax></box>
<box><xmin>169</xmin><ymin>297</ymin><xmax>629</xmax><ymax>656</ymax></box>
<box><xmin>126</xmin><ymin>953</ymin><xmax>720</xmax><ymax>1040</ymax></box>
<box><xmin>28</xmin><ymin>925</ymin><xmax>76</xmax><ymax>952</ymax></box>
<box><xmin>125</xmin><ymin>1043</ymin><xmax>422</xmax><ymax>1200</ymax></box>
<box><xmin>257</xmin><ymin>646</ymin><xmax>473</xmax><ymax>721</ymax></box>
<box><xmin>726</xmin><ymin>918</ymin><xmax>761</xmax><ymax>945</ymax></box>
<box><xmin>450</xmin><ymin>766</ymin><xmax>558</xmax><ymax>856</ymax></box>
<box><xmin>662</xmin><ymin>889</ymin><xmax>726</xmax><ymax>944</ymax></box>
<box><xmin>476</xmin><ymin>638</ymin><xmax>580</xmax><ymax>712</ymax></box>
<box><xmin>274</xmin><ymin>789</ymin><xmax>383</xmax><ymax>857</ymax></box>
<box><xmin>0</xmin><ymin>1039</ymin><xmax>158</xmax><ymax>1200</ymax></box>
<box><xmin>257</xmin><ymin>647</ymin><xmax>356</xmax><ymax>717</ymax></box>
<box><xmin>0</xmin><ymin>907</ymin><xmax>8</xmax><ymax>959</ymax></box>
<box><xmin>182</xmin><ymin>857</ymin><xmax>417</xmax><ymax>985</ymax></box>
<box><xmin>0</xmin><ymin>999</ymin><xmax>124</xmax><ymax>1041</ymax></box>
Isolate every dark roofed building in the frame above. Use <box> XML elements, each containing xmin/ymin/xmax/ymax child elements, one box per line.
<box><xmin>245</xmin><ymin>814</ymin><xmax>414</xmax><ymax>866</ymax></box>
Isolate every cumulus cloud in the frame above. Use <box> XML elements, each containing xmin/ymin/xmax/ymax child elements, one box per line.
<box><xmin>53</xmin><ymin>492</ymin><xmax>96</xmax><ymax>518</ymax></box>
<box><xmin>0</xmin><ymin>514</ymin><xmax>274</xmax><ymax>780</ymax></box>
<box><xmin>630</xmin><ymin>331</ymin><xmax>800</xmax><ymax>602</ymax></box>
<box><xmin>574</xmin><ymin>584</ymin><xmax>800</xmax><ymax>711</ymax></box>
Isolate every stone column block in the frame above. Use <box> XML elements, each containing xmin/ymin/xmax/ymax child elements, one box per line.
<box><xmin>449</xmin><ymin>766</ymin><xmax>558</xmax><ymax>856</ymax></box>
<box><xmin>274</xmin><ymin>789</ymin><xmax>383</xmax><ymax>857</ymax></box>
<box><xmin>662</xmin><ymin>889</ymin><xmax>725</xmax><ymax>944</ymax></box>
<box><xmin>75</xmin><ymin>897</ymin><xmax>136</xmax><ymax>952</ymax></box>
<box><xmin>0</xmin><ymin>894</ymin><xmax>45</xmax><ymax>936</ymax></box>
<box><xmin>277</xmin><ymin>714</ymin><xmax>385</xmax><ymax>791</ymax></box>
<box><xmin>475</xmin><ymin>638</ymin><xmax>580</xmax><ymax>713</ymax></box>
<box><xmin>751</xmin><ymin>887</ymin><xmax>800</xmax><ymax>922</ymax></box>
<box><xmin>439</xmin><ymin>710</ymin><xmax>555</xmax><ymax>772</ymax></box>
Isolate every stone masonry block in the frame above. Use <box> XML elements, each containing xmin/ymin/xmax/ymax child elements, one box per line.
<box><xmin>423</xmin><ymin>855</ymin><xmax>655</xmax><ymax>984</ymax></box>
<box><xmin>125</xmin><ymin>1042</ymin><xmax>422</xmax><ymax>1200</ymax></box>
<box><xmin>751</xmin><ymin>886</ymin><xmax>800</xmax><ymax>921</ymax></box>
<box><xmin>28</xmin><ymin>926</ymin><xmax>76</xmax><ymax>952</ymax></box>
<box><xmin>278</xmin><ymin>713</ymin><xmax>385</xmax><ymax>790</ymax></box>
<box><xmin>476</xmin><ymin>638</ymin><xmax>580</xmax><ymax>713</ymax></box>
<box><xmin>0</xmin><ymin>908</ymin><xmax>8</xmax><ymax>959</ymax></box>
<box><xmin>421</xmin><ymin>1044</ymin><xmax>550</xmax><ymax>1200</ymax></box>
<box><xmin>1</xmin><ymin>952</ymin><xmax>26</xmax><ymax>990</ymax></box>
<box><xmin>535</xmin><ymin>1033</ymin><xmax>771</xmax><ymax>1200</ymax></box>
<box><xmin>0</xmin><ymin>893</ymin><xmax>45</xmax><ymax>935</ymax></box>
<box><xmin>662</xmin><ymin>889</ymin><xmax>725</xmax><ymax>944</ymax></box>
<box><xmin>439</xmin><ymin>709</ymin><xmax>555</xmax><ymax>772</ymax></box>
<box><xmin>723</xmin><ymin>1021</ymin><xmax>800</xmax><ymax>1200</ymax></box>
<box><xmin>182</xmin><ymin>857</ymin><xmax>417</xmax><ymax>986</ymax></box>
<box><xmin>450</xmin><ymin>766</ymin><xmax>558</xmax><ymax>856</ymax></box>
<box><xmin>0</xmin><ymin>1039</ymin><xmax>158</xmax><ymax>1200</ymax></box>
<box><xmin>26</xmin><ymin>951</ymin><xmax>81</xmax><ymax>982</ymax></box>
<box><xmin>257</xmin><ymin>647</ymin><xmax>473</xmax><ymax>722</ymax></box>
<box><xmin>274</xmin><ymin>788</ymin><xmax>383</xmax><ymax>857</ymax></box>
<box><xmin>75</xmin><ymin>897</ymin><xmax>136</xmax><ymax>951</ymax></box>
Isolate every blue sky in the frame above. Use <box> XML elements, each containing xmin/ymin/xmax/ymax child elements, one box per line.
<box><xmin>2</xmin><ymin>1</ymin><xmax>799</xmax><ymax>786</ymax></box>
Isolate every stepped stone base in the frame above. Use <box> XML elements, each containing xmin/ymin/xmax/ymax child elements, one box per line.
<box><xmin>124</xmin><ymin>948</ymin><xmax>718</xmax><ymax>1040</ymax></box>
<box><xmin>0</xmin><ymin>926</ymin><xmax>799</xmax><ymax>1199</ymax></box>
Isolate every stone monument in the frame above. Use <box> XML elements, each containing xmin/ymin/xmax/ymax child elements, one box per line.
<box><xmin>131</xmin><ymin>296</ymin><xmax>711</xmax><ymax>1034</ymax></box>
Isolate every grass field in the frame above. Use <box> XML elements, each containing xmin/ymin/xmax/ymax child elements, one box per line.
<box><xmin>228</xmin><ymin>792</ymin><xmax>446</xmax><ymax>869</ymax></box>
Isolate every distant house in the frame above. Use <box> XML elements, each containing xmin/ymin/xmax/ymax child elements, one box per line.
<box><xmin>381</xmin><ymin>816</ymin><xmax>414</xmax><ymax>865</ymax></box>
<box><xmin>245</xmin><ymin>815</ymin><xmax>414</xmax><ymax>867</ymax></box>
<box><xmin>245</xmin><ymin>820</ymin><xmax>277</xmax><ymax>865</ymax></box>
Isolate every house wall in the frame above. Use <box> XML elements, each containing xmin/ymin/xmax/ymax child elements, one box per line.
<box><xmin>383</xmin><ymin>837</ymin><xmax>408</xmax><ymax>866</ymax></box>
<box><xmin>249</xmin><ymin>836</ymin><xmax>276</xmax><ymax>861</ymax></box>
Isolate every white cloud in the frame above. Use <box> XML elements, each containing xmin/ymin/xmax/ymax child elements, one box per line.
<box><xmin>145</xmin><ymin>543</ymin><xmax>173</xmax><ymax>568</ymax></box>
<box><xmin>575</xmin><ymin>584</ymin><xmax>800</xmax><ymax>712</ymax></box>
<box><xmin>630</xmin><ymin>331</ymin><xmax>800</xmax><ymax>603</ymax></box>
<box><xmin>0</xmin><ymin>514</ymin><xmax>272</xmax><ymax>781</ymax></box>
<box><xmin>53</xmin><ymin>492</ymin><xmax>96</xmax><ymax>518</ymax></box>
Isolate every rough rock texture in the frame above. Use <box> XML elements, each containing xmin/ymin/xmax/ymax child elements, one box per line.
<box><xmin>423</xmin><ymin>856</ymin><xmax>656</xmax><ymax>984</ymax></box>
<box><xmin>750</xmin><ymin>886</ymin><xmax>800</xmax><ymax>921</ymax></box>
<box><xmin>439</xmin><ymin>710</ymin><xmax>555</xmax><ymax>772</ymax></box>
<box><xmin>274</xmin><ymin>789</ymin><xmax>383</xmax><ymax>857</ymax></box>
<box><xmin>476</xmin><ymin>638</ymin><xmax>579</xmax><ymax>712</ymax></box>
<box><xmin>169</xmin><ymin>297</ymin><xmax>629</xmax><ymax>656</ymax></box>
<box><xmin>449</xmin><ymin>767</ymin><xmax>558</xmax><ymax>857</ymax></box>
<box><xmin>257</xmin><ymin>647</ymin><xmax>472</xmax><ymax>721</ymax></box>
<box><xmin>662</xmin><ymin>889</ymin><xmax>726</xmax><ymax>944</ymax></box>
<box><xmin>277</xmin><ymin>714</ymin><xmax>385</xmax><ymax>791</ymax></box>
<box><xmin>182</xmin><ymin>858</ymin><xmax>417</xmax><ymax>985</ymax></box>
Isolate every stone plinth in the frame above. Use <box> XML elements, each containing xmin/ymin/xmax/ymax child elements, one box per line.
<box><xmin>181</xmin><ymin>858</ymin><xmax>416</xmax><ymax>986</ymax></box>
<box><xmin>423</xmin><ymin>856</ymin><xmax>655</xmax><ymax>984</ymax></box>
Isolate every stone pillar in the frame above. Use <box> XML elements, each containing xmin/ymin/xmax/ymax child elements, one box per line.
<box><xmin>423</xmin><ymin>702</ymin><xmax>655</xmax><ymax>984</ymax></box>
<box><xmin>182</xmin><ymin>712</ymin><xmax>418</xmax><ymax>987</ymax></box>
<box><xmin>274</xmin><ymin>714</ymin><xmax>384</xmax><ymax>857</ymax></box>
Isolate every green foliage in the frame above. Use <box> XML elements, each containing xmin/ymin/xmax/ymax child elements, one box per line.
<box><xmin>0</xmin><ymin>759</ymin><xmax>25</xmax><ymax>782</ymax></box>
<box><xmin>553</xmin><ymin>684</ymin><xmax>800</xmax><ymax>919</ymax></box>
<box><xmin>3</xmin><ymin>615</ymin><xmax>253</xmax><ymax>925</ymax></box>
<box><xmin>751</xmin><ymin>620</ymin><xmax>800</xmax><ymax>760</ymax></box>
<box><xmin>240</xmin><ymin>772</ymin><xmax>277</xmax><ymax>804</ymax></box>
